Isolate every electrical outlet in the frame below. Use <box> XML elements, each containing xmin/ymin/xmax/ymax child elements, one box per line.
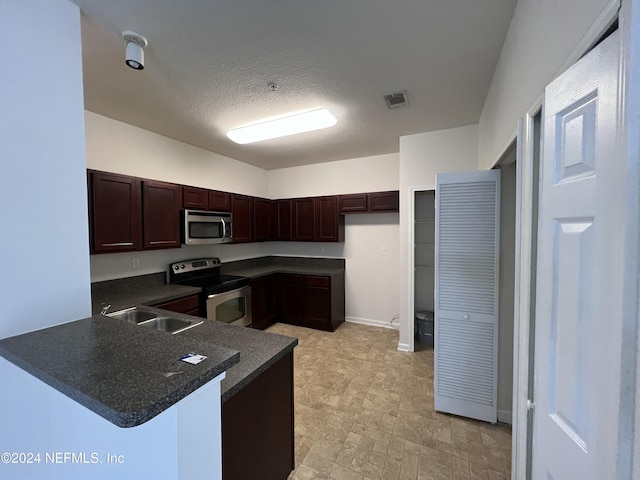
<box><xmin>132</xmin><ymin>258</ymin><xmax>140</xmax><ymax>269</ymax></box>
<box><xmin>381</xmin><ymin>246</ymin><xmax>388</xmax><ymax>255</ymax></box>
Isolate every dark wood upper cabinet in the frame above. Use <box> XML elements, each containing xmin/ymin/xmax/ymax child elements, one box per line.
<box><xmin>231</xmin><ymin>194</ymin><xmax>254</xmax><ymax>243</ymax></box>
<box><xmin>292</xmin><ymin>198</ymin><xmax>316</xmax><ymax>241</ymax></box>
<box><xmin>369</xmin><ymin>191</ymin><xmax>399</xmax><ymax>212</ymax></box>
<box><xmin>254</xmin><ymin>198</ymin><xmax>271</xmax><ymax>242</ymax></box>
<box><xmin>182</xmin><ymin>186</ymin><xmax>209</xmax><ymax>210</ymax></box>
<box><xmin>276</xmin><ymin>199</ymin><xmax>293</xmax><ymax>241</ymax></box>
<box><xmin>338</xmin><ymin>190</ymin><xmax>399</xmax><ymax>213</ymax></box>
<box><xmin>338</xmin><ymin>193</ymin><xmax>368</xmax><ymax>213</ymax></box>
<box><xmin>89</xmin><ymin>171</ymin><xmax>142</xmax><ymax>254</ymax></box>
<box><xmin>209</xmin><ymin>190</ymin><xmax>232</xmax><ymax>212</ymax></box>
<box><xmin>315</xmin><ymin>196</ymin><xmax>344</xmax><ymax>242</ymax></box>
<box><xmin>142</xmin><ymin>180</ymin><xmax>182</xmax><ymax>250</ymax></box>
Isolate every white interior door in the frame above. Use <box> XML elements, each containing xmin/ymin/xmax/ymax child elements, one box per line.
<box><xmin>434</xmin><ymin>169</ymin><xmax>500</xmax><ymax>423</ymax></box>
<box><xmin>532</xmin><ymin>29</ymin><xmax>623</xmax><ymax>479</ymax></box>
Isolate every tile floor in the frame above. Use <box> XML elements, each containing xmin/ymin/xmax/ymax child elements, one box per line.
<box><xmin>266</xmin><ymin>322</ymin><xmax>512</xmax><ymax>480</ymax></box>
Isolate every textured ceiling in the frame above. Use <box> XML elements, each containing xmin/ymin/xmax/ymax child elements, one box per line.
<box><xmin>72</xmin><ymin>0</ymin><xmax>516</xmax><ymax>170</ymax></box>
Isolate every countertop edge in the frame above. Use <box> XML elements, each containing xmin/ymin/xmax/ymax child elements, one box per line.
<box><xmin>220</xmin><ymin>338</ymin><xmax>298</xmax><ymax>402</ymax></box>
<box><xmin>0</xmin><ymin>328</ymin><xmax>241</xmax><ymax>428</ymax></box>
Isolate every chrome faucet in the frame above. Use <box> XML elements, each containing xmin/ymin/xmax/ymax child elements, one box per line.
<box><xmin>100</xmin><ymin>304</ymin><xmax>112</xmax><ymax>316</ymax></box>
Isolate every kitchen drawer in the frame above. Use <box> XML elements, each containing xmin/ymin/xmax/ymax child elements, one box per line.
<box><xmin>304</xmin><ymin>275</ymin><xmax>330</xmax><ymax>287</ymax></box>
<box><xmin>280</xmin><ymin>274</ymin><xmax>303</xmax><ymax>285</ymax></box>
<box><xmin>153</xmin><ymin>294</ymin><xmax>200</xmax><ymax>315</ymax></box>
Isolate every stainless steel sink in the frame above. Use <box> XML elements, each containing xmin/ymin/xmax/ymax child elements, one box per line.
<box><xmin>107</xmin><ymin>308</ymin><xmax>157</xmax><ymax>324</ymax></box>
<box><xmin>107</xmin><ymin>307</ymin><xmax>202</xmax><ymax>334</ymax></box>
<box><xmin>138</xmin><ymin>317</ymin><xmax>194</xmax><ymax>334</ymax></box>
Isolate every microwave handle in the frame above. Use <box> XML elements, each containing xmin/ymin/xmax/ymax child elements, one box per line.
<box><xmin>220</xmin><ymin>218</ymin><xmax>226</xmax><ymax>239</ymax></box>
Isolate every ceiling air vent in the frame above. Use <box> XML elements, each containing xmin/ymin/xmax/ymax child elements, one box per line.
<box><xmin>383</xmin><ymin>90</ymin><xmax>408</xmax><ymax>109</ymax></box>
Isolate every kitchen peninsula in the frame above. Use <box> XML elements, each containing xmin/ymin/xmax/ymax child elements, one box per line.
<box><xmin>0</xmin><ymin>303</ymin><xmax>297</xmax><ymax>480</ymax></box>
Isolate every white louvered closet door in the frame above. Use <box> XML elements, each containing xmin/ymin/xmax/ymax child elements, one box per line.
<box><xmin>434</xmin><ymin>170</ymin><xmax>500</xmax><ymax>423</ymax></box>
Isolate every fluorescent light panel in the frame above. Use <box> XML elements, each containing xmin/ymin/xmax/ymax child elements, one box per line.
<box><xmin>227</xmin><ymin>108</ymin><xmax>337</xmax><ymax>144</ymax></box>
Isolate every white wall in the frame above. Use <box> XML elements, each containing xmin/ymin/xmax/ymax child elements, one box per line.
<box><xmin>267</xmin><ymin>153</ymin><xmax>399</xmax><ymax>198</ymax></box>
<box><xmin>398</xmin><ymin>125</ymin><xmax>479</xmax><ymax>351</ymax></box>
<box><xmin>85</xmin><ymin>111</ymin><xmax>269</xmax><ymax>197</ymax></box>
<box><xmin>478</xmin><ymin>0</ymin><xmax>614</xmax><ymax>169</ymax></box>
<box><xmin>0</xmin><ymin>0</ymin><xmax>91</xmax><ymax>338</ymax></box>
<box><xmin>90</xmin><ymin>243</ymin><xmax>268</xmax><ymax>282</ymax></box>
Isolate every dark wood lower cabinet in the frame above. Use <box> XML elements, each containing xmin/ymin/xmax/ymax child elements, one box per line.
<box><xmin>152</xmin><ymin>294</ymin><xmax>201</xmax><ymax>317</ymax></box>
<box><xmin>251</xmin><ymin>275</ymin><xmax>277</xmax><ymax>329</ymax></box>
<box><xmin>263</xmin><ymin>273</ymin><xmax>344</xmax><ymax>332</ymax></box>
<box><xmin>222</xmin><ymin>352</ymin><xmax>294</xmax><ymax>480</ymax></box>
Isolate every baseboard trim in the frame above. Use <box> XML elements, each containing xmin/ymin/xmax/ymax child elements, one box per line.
<box><xmin>497</xmin><ymin>409</ymin><xmax>512</xmax><ymax>425</ymax></box>
<box><xmin>397</xmin><ymin>342</ymin><xmax>412</xmax><ymax>352</ymax></box>
<box><xmin>345</xmin><ymin>316</ymin><xmax>400</xmax><ymax>330</ymax></box>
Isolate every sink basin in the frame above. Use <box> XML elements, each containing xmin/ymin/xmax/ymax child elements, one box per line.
<box><xmin>138</xmin><ymin>317</ymin><xmax>200</xmax><ymax>334</ymax></box>
<box><xmin>107</xmin><ymin>307</ymin><xmax>202</xmax><ymax>334</ymax></box>
<box><xmin>107</xmin><ymin>308</ymin><xmax>157</xmax><ymax>324</ymax></box>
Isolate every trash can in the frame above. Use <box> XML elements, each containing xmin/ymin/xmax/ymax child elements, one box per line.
<box><xmin>416</xmin><ymin>311</ymin><xmax>434</xmax><ymax>346</ymax></box>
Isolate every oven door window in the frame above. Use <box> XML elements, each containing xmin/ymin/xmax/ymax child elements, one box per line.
<box><xmin>189</xmin><ymin>220</ymin><xmax>223</xmax><ymax>239</ymax></box>
<box><xmin>215</xmin><ymin>297</ymin><xmax>246</xmax><ymax>324</ymax></box>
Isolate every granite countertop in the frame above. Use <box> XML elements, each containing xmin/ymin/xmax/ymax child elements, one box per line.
<box><xmin>0</xmin><ymin>315</ymin><xmax>240</xmax><ymax>428</ymax></box>
<box><xmin>91</xmin><ymin>272</ymin><xmax>201</xmax><ymax>315</ymax></box>
<box><xmin>225</xmin><ymin>264</ymin><xmax>344</xmax><ymax>279</ymax></box>
<box><xmin>222</xmin><ymin>255</ymin><xmax>346</xmax><ymax>280</ymax></box>
<box><xmin>140</xmin><ymin>306</ymin><xmax>298</xmax><ymax>402</ymax></box>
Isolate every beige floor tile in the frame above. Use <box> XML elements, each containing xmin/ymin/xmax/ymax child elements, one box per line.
<box><xmin>400</xmin><ymin>450</ymin><xmax>420</xmax><ymax>479</ymax></box>
<box><xmin>267</xmin><ymin>323</ymin><xmax>511</xmax><ymax>480</ymax></box>
<box><xmin>309</xmin><ymin>433</ymin><xmax>345</xmax><ymax>462</ymax></box>
<box><xmin>331</xmin><ymin>464</ymin><xmax>365</xmax><ymax>480</ymax></box>
<box><xmin>303</xmin><ymin>451</ymin><xmax>338</xmax><ymax>477</ymax></box>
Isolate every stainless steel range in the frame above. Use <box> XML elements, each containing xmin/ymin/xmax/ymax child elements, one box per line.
<box><xmin>169</xmin><ymin>258</ymin><xmax>252</xmax><ymax>327</ymax></box>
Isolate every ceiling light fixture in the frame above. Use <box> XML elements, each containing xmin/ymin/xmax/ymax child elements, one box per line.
<box><xmin>122</xmin><ymin>30</ymin><xmax>148</xmax><ymax>70</ymax></box>
<box><xmin>227</xmin><ymin>108</ymin><xmax>337</xmax><ymax>144</ymax></box>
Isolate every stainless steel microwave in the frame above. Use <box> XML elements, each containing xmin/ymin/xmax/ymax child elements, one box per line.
<box><xmin>181</xmin><ymin>210</ymin><xmax>233</xmax><ymax>245</ymax></box>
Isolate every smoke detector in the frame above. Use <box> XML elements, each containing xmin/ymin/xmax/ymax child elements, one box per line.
<box><xmin>383</xmin><ymin>90</ymin><xmax>409</xmax><ymax>109</ymax></box>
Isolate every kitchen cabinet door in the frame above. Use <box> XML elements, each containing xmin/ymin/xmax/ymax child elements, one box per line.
<box><xmin>277</xmin><ymin>274</ymin><xmax>304</xmax><ymax>325</ymax></box>
<box><xmin>222</xmin><ymin>352</ymin><xmax>294</xmax><ymax>480</ymax></box>
<box><xmin>276</xmin><ymin>199</ymin><xmax>292</xmax><ymax>241</ymax></box>
<box><xmin>142</xmin><ymin>180</ymin><xmax>182</xmax><ymax>250</ymax></box>
<box><xmin>315</xmin><ymin>196</ymin><xmax>344</xmax><ymax>242</ymax></box>
<box><xmin>89</xmin><ymin>171</ymin><xmax>142</xmax><ymax>254</ymax></box>
<box><xmin>292</xmin><ymin>198</ymin><xmax>315</xmax><ymax>241</ymax></box>
<box><xmin>253</xmin><ymin>198</ymin><xmax>271</xmax><ymax>242</ymax></box>
<box><xmin>153</xmin><ymin>294</ymin><xmax>201</xmax><ymax>317</ymax></box>
<box><xmin>182</xmin><ymin>186</ymin><xmax>209</xmax><ymax>210</ymax></box>
<box><xmin>231</xmin><ymin>194</ymin><xmax>253</xmax><ymax>243</ymax></box>
<box><xmin>369</xmin><ymin>191</ymin><xmax>399</xmax><ymax>212</ymax></box>
<box><xmin>209</xmin><ymin>190</ymin><xmax>231</xmax><ymax>212</ymax></box>
<box><xmin>338</xmin><ymin>193</ymin><xmax>368</xmax><ymax>213</ymax></box>
<box><xmin>303</xmin><ymin>276</ymin><xmax>332</xmax><ymax>329</ymax></box>
<box><xmin>251</xmin><ymin>275</ymin><xmax>276</xmax><ymax>330</ymax></box>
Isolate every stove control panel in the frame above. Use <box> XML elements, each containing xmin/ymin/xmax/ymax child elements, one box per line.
<box><xmin>170</xmin><ymin>258</ymin><xmax>221</xmax><ymax>275</ymax></box>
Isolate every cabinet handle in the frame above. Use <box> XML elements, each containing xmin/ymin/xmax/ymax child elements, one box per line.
<box><xmin>102</xmin><ymin>242</ymin><xmax>133</xmax><ymax>247</ymax></box>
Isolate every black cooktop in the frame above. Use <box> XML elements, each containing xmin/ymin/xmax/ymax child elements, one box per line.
<box><xmin>169</xmin><ymin>258</ymin><xmax>249</xmax><ymax>294</ymax></box>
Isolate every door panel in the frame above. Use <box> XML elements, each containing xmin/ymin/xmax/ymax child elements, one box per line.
<box><xmin>533</xmin><ymin>30</ymin><xmax>621</xmax><ymax>480</ymax></box>
<box><xmin>434</xmin><ymin>169</ymin><xmax>500</xmax><ymax>423</ymax></box>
